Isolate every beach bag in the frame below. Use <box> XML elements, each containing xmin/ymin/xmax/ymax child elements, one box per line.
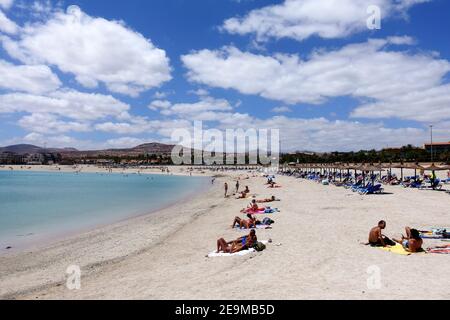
<box><xmin>262</xmin><ymin>217</ymin><xmax>275</xmax><ymax>226</ymax></box>
<box><xmin>253</xmin><ymin>242</ymin><xmax>266</xmax><ymax>252</ymax></box>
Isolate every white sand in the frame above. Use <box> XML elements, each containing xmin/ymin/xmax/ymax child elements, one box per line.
<box><xmin>0</xmin><ymin>166</ymin><xmax>450</xmax><ymax>300</ymax></box>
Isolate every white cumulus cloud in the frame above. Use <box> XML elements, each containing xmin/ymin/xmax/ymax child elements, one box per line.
<box><xmin>0</xmin><ymin>9</ymin><xmax>18</xmax><ymax>34</ymax></box>
<box><xmin>182</xmin><ymin>38</ymin><xmax>450</xmax><ymax>122</ymax></box>
<box><xmin>0</xmin><ymin>59</ymin><xmax>61</xmax><ymax>93</ymax></box>
<box><xmin>1</xmin><ymin>5</ymin><xmax>171</xmax><ymax>96</ymax></box>
<box><xmin>0</xmin><ymin>0</ymin><xmax>14</xmax><ymax>10</ymax></box>
<box><xmin>222</xmin><ymin>0</ymin><xmax>430</xmax><ymax>42</ymax></box>
<box><xmin>0</xmin><ymin>89</ymin><xmax>131</xmax><ymax>121</ymax></box>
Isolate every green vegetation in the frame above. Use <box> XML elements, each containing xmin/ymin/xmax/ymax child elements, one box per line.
<box><xmin>281</xmin><ymin>145</ymin><xmax>450</xmax><ymax>164</ymax></box>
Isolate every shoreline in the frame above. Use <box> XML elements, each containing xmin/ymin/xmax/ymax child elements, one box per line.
<box><xmin>1</xmin><ymin>171</ymin><xmax>450</xmax><ymax>300</ymax></box>
<box><xmin>0</xmin><ymin>164</ymin><xmax>217</xmax><ymax>177</ymax></box>
<box><xmin>0</xmin><ymin>174</ymin><xmax>224</xmax><ymax>299</ymax></box>
<box><xmin>0</xmin><ymin>170</ymin><xmax>212</xmax><ymax>256</ymax></box>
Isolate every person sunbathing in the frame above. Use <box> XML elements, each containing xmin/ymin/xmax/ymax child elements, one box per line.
<box><xmin>232</xmin><ymin>214</ymin><xmax>258</xmax><ymax>229</ymax></box>
<box><xmin>368</xmin><ymin>220</ymin><xmax>396</xmax><ymax>247</ymax></box>
<box><xmin>268</xmin><ymin>181</ymin><xmax>281</xmax><ymax>188</ymax></box>
<box><xmin>236</xmin><ymin>191</ymin><xmax>249</xmax><ymax>199</ymax></box>
<box><xmin>241</xmin><ymin>200</ymin><xmax>265</xmax><ymax>213</ymax></box>
<box><xmin>256</xmin><ymin>196</ymin><xmax>280</xmax><ymax>203</ymax></box>
<box><xmin>393</xmin><ymin>227</ymin><xmax>423</xmax><ymax>253</ymax></box>
<box><xmin>216</xmin><ymin>230</ymin><xmax>257</xmax><ymax>253</ymax></box>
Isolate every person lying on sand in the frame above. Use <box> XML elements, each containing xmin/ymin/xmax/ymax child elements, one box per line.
<box><xmin>256</xmin><ymin>196</ymin><xmax>280</xmax><ymax>203</ymax></box>
<box><xmin>368</xmin><ymin>220</ymin><xmax>396</xmax><ymax>247</ymax></box>
<box><xmin>232</xmin><ymin>214</ymin><xmax>258</xmax><ymax>229</ymax></box>
<box><xmin>393</xmin><ymin>227</ymin><xmax>423</xmax><ymax>253</ymax></box>
<box><xmin>241</xmin><ymin>199</ymin><xmax>265</xmax><ymax>213</ymax></box>
<box><xmin>216</xmin><ymin>230</ymin><xmax>257</xmax><ymax>253</ymax></box>
<box><xmin>268</xmin><ymin>181</ymin><xmax>281</xmax><ymax>188</ymax></box>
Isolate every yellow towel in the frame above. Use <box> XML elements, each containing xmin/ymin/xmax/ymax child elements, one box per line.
<box><xmin>378</xmin><ymin>244</ymin><xmax>429</xmax><ymax>256</ymax></box>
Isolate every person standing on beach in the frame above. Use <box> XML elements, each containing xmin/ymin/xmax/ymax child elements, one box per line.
<box><xmin>236</xmin><ymin>180</ymin><xmax>240</xmax><ymax>193</ymax></box>
<box><xmin>224</xmin><ymin>182</ymin><xmax>229</xmax><ymax>198</ymax></box>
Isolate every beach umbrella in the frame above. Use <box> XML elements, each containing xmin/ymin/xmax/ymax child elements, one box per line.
<box><xmin>424</xmin><ymin>163</ymin><xmax>446</xmax><ymax>171</ymax></box>
<box><xmin>424</xmin><ymin>163</ymin><xmax>446</xmax><ymax>189</ymax></box>
<box><xmin>391</xmin><ymin>162</ymin><xmax>407</xmax><ymax>181</ymax></box>
<box><xmin>405</xmin><ymin>162</ymin><xmax>425</xmax><ymax>179</ymax></box>
<box><xmin>358</xmin><ymin>164</ymin><xmax>384</xmax><ymax>184</ymax></box>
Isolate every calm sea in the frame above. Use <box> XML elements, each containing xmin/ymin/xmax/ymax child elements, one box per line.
<box><xmin>0</xmin><ymin>171</ymin><xmax>208</xmax><ymax>251</ymax></box>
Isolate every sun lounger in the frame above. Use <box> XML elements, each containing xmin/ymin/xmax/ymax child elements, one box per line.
<box><xmin>358</xmin><ymin>184</ymin><xmax>383</xmax><ymax>195</ymax></box>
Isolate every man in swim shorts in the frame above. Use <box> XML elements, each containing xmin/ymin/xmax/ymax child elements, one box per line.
<box><xmin>368</xmin><ymin>220</ymin><xmax>395</xmax><ymax>247</ymax></box>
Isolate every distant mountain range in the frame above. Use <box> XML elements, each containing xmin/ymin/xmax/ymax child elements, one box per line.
<box><xmin>0</xmin><ymin>144</ymin><xmax>79</xmax><ymax>154</ymax></box>
<box><xmin>0</xmin><ymin>143</ymin><xmax>176</xmax><ymax>158</ymax></box>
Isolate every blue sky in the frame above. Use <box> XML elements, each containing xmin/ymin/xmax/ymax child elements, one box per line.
<box><xmin>0</xmin><ymin>0</ymin><xmax>449</xmax><ymax>151</ymax></box>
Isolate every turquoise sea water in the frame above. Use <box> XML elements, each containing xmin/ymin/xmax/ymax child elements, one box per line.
<box><xmin>0</xmin><ymin>171</ymin><xmax>208</xmax><ymax>251</ymax></box>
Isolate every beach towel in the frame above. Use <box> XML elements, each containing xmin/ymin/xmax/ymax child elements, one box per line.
<box><xmin>243</xmin><ymin>209</ymin><xmax>279</xmax><ymax>215</ymax></box>
<box><xmin>378</xmin><ymin>244</ymin><xmax>425</xmax><ymax>256</ymax></box>
<box><xmin>207</xmin><ymin>241</ymin><xmax>269</xmax><ymax>258</ymax></box>
<box><xmin>234</xmin><ymin>225</ymin><xmax>272</xmax><ymax>231</ymax></box>
<box><xmin>420</xmin><ymin>228</ymin><xmax>450</xmax><ymax>239</ymax></box>
<box><xmin>244</xmin><ymin>208</ymin><xmax>280</xmax><ymax>214</ymax></box>
<box><xmin>427</xmin><ymin>244</ymin><xmax>450</xmax><ymax>255</ymax></box>
<box><xmin>421</xmin><ymin>234</ymin><xmax>445</xmax><ymax>239</ymax></box>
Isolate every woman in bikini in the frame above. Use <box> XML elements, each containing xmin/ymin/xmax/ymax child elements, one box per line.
<box><xmin>241</xmin><ymin>200</ymin><xmax>265</xmax><ymax>213</ymax></box>
<box><xmin>232</xmin><ymin>214</ymin><xmax>258</xmax><ymax>229</ymax></box>
<box><xmin>216</xmin><ymin>230</ymin><xmax>257</xmax><ymax>253</ymax></box>
<box><xmin>256</xmin><ymin>196</ymin><xmax>280</xmax><ymax>203</ymax></box>
<box><xmin>393</xmin><ymin>227</ymin><xmax>423</xmax><ymax>253</ymax></box>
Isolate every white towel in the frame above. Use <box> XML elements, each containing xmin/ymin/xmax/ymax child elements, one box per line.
<box><xmin>207</xmin><ymin>241</ymin><xmax>269</xmax><ymax>258</ymax></box>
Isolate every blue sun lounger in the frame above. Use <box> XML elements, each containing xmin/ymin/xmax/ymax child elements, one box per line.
<box><xmin>358</xmin><ymin>184</ymin><xmax>384</xmax><ymax>195</ymax></box>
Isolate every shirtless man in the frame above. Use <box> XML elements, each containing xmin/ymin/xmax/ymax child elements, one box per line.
<box><xmin>368</xmin><ymin>220</ymin><xmax>395</xmax><ymax>247</ymax></box>
<box><xmin>394</xmin><ymin>227</ymin><xmax>424</xmax><ymax>253</ymax></box>
<box><xmin>216</xmin><ymin>230</ymin><xmax>257</xmax><ymax>253</ymax></box>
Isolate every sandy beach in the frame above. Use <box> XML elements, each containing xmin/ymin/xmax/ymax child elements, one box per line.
<box><xmin>0</xmin><ymin>166</ymin><xmax>450</xmax><ymax>300</ymax></box>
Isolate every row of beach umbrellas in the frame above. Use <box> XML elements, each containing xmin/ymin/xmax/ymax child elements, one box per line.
<box><xmin>288</xmin><ymin>162</ymin><xmax>450</xmax><ymax>181</ymax></box>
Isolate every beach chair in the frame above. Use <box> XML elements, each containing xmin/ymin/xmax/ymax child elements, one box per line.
<box><xmin>358</xmin><ymin>184</ymin><xmax>384</xmax><ymax>195</ymax></box>
<box><xmin>352</xmin><ymin>182</ymin><xmax>372</xmax><ymax>192</ymax></box>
